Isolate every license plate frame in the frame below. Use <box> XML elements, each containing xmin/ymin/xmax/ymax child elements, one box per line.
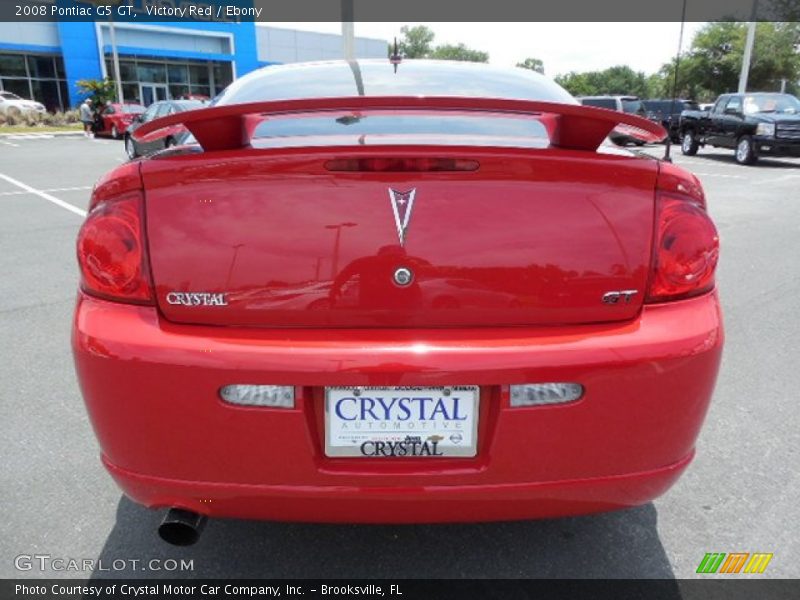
<box><xmin>324</xmin><ymin>386</ymin><xmax>480</xmax><ymax>458</ymax></box>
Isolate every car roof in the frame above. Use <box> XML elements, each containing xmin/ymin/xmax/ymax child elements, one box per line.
<box><xmin>214</xmin><ymin>59</ymin><xmax>576</xmax><ymax>106</ymax></box>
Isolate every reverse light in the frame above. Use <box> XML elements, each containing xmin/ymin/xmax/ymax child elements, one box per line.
<box><xmin>220</xmin><ymin>385</ymin><xmax>295</xmax><ymax>408</ymax></box>
<box><xmin>755</xmin><ymin>123</ymin><xmax>775</xmax><ymax>137</ymax></box>
<box><xmin>509</xmin><ymin>383</ymin><xmax>584</xmax><ymax>407</ymax></box>
<box><xmin>77</xmin><ymin>192</ymin><xmax>153</xmax><ymax>304</ymax></box>
<box><xmin>646</xmin><ymin>196</ymin><xmax>719</xmax><ymax>303</ymax></box>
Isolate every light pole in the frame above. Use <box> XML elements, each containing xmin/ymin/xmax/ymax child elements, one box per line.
<box><xmin>325</xmin><ymin>222</ymin><xmax>357</xmax><ymax>279</ymax></box>
<box><xmin>738</xmin><ymin>0</ymin><xmax>759</xmax><ymax>94</ymax></box>
<box><xmin>341</xmin><ymin>0</ymin><xmax>355</xmax><ymax>61</ymax></box>
<box><xmin>90</xmin><ymin>0</ymin><xmax>124</xmax><ymax>103</ymax></box>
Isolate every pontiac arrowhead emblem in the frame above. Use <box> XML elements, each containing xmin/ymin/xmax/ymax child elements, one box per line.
<box><xmin>388</xmin><ymin>188</ymin><xmax>416</xmax><ymax>246</ymax></box>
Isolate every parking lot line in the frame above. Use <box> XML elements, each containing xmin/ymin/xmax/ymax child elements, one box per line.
<box><xmin>691</xmin><ymin>172</ymin><xmax>746</xmax><ymax>180</ymax></box>
<box><xmin>0</xmin><ymin>185</ymin><xmax>92</xmax><ymax>198</ymax></box>
<box><xmin>0</xmin><ymin>173</ymin><xmax>87</xmax><ymax>217</ymax></box>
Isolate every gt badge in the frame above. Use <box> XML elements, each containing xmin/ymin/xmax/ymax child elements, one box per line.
<box><xmin>388</xmin><ymin>188</ymin><xmax>416</xmax><ymax>246</ymax></box>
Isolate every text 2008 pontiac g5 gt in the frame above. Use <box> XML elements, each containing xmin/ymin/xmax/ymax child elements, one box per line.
<box><xmin>72</xmin><ymin>60</ymin><xmax>722</xmax><ymax>545</ymax></box>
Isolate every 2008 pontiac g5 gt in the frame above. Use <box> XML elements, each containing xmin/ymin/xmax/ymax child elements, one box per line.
<box><xmin>72</xmin><ymin>60</ymin><xmax>722</xmax><ymax>544</ymax></box>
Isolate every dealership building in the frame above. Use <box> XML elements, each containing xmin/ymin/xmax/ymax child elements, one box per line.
<box><xmin>0</xmin><ymin>20</ymin><xmax>387</xmax><ymax>111</ymax></box>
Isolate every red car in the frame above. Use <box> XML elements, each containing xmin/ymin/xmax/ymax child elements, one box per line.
<box><xmin>95</xmin><ymin>102</ymin><xmax>146</xmax><ymax>139</ymax></box>
<box><xmin>72</xmin><ymin>60</ymin><xmax>722</xmax><ymax>546</ymax></box>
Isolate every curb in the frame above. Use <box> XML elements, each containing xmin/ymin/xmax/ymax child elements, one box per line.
<box><xmin>0</xmin><ymin>130</ymin><xmax>84</xmax><ymax>138</ymax></box>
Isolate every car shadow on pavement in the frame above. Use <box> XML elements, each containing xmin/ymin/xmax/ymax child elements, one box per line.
<box><xmin>90</xmin><ymin>496</ymin><xmax>681</xmax><ymax>583</ymax></box>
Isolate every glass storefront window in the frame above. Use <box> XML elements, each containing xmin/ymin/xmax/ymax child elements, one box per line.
<box><xmin>188</xmin><ymin>64</ymin><xmax>210</xmax><ymax>86</ymax></box>
<box><xmin>27</xmin><ymin>55</ymin><xmax>56</xmax><ymax>79</ymax></box>
<box><xmin>0</xmin><ymin>54</ymin><xmax>27</xmax><ymax>77</ymax></box>
<box><xmin>168</xmin><ymin>64</ymin><xmax>189</xmax><ymax>84</ymax></box>
<box><xmin>189</xmin><ymin>85</ymin><xmax>211</xmax><ymax>98</ymax></box>
<box><xmin>106</xmin><ymin>59</ymin><xmax>137</xmax><ymax>82</ymax></box>
<box><xmin>137</xmin><ymin>62</ymin><xmax>167</xmax><ymax>83</ymax></box>
<box><xmin>30</xmin><ymin>79</ymin><xmax>60</xmax><ymax>112</ymax></box>
<box><xmin>122</xmin><ymin>83</ymin><xmax>140</xmax><ymax>104</ymax></box>
<box><xmin>59</xmin><ymin>81</ymin><xmax>69</xmax><ymax>108</ymax></box>
<box><xmin>1</xmin><ymin>53</ymin><xmax>69</xmax><ymax>111</ymax></box>
<box><xmin>213</xmin><ymin>62</ymin><xmax>233</xmax><ymax>94</ymax></box>
<box><xmin>1</xmin><ymin>78</ymin><xmax>30</xmax><ymax>98</ymax></box>
<box><xmin>101</xmin><ymin>55</ymin><xmax>233</xmax><ymax>105</ymax></box>
<box><xmin>169</xmin><ymin>85</ymin><xmax>191</xmax><ymax>100</ymax></box>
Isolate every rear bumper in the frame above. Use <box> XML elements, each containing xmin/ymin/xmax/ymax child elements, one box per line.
<box><xmin>104</xmin><ymin>451</ymin><xmax>693</xmax><ymax>523</ymax></box>
<box><xmin>73</xmin><ymin>291</ymin><xmax>723</xmax><ymax>522</ymax></box>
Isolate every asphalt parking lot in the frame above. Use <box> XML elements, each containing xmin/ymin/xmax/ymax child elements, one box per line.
<box><xmin>1</xmin><ymin>133</ymin><xmax>798</xmax><ymax>580</ymax></box>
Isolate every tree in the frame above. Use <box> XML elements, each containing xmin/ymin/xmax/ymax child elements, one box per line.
<box><xmin>516</xmin><ymin>58</ymin><xmax>545</xmax><ymax>74</ymax></box>
<box><xmin>76</xmin><ymin>78</ymin><xmax>117</xmax><ymax>107</ymax></box>
<box><xmin>554</xmin><ymin>66</ymin><xmax>651</xmax><ymax>97</ymax></box>
<box><xmin>395</xmin><ymin>24</ymin><xmax>489</xmax><ymax>63</ymax></box>
<box><xmin>430</xmin><ymin>44</ymin><xmax>489</xmax><ymax>63</ymax></box>
<box><xmin>653</xmin><ymin>22</ymin><xmax>800</xmax><ymax>100</ymax></box>
<box><xmin>397</xmin><ymin>25</ymin><xmax>434</xmax><ymax>59</ymax></box>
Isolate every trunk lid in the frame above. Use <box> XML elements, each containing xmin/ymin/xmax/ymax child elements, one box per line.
<box><xmin>142</xmin><ymin>147</ymin><xmax>657</xmax><ymax>328</ymax></box>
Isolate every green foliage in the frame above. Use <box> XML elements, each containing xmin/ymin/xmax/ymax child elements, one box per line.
<box><xmin>396</xmin><ymin>25</ymin><xmax>489</xmax><ymax>63</ymax></box>
<box><xmin>397</xmin><ymin>25</ymin><xmax>435</xmax><ymax>59</ymax></box>
<box><xmin>0</xmin><ymin>109</ymin><xmax>80</xmax><ymax>128</ymax></box>
<box><xmin>516</xmin><ymin>58</ymin><xmax>545</xmax><ymax>74</ymax></box>
<box><xmin>553</xmin><ymin>22</ymin><xmax>800</xmax><ymax>101</ymax></box>
<box><xmin>76</xmin><ymin>78</ymin><xmax>118</xmax><ymax>107</ymax></box>
<box><xmin>430</xmin><ymin>43</ymin><xmax>489</xmax><ymax>63</ymax></box>
<box><xmin>554</xmin><ymin>65</ymin><xmax>651</xmax><ymax>97</ymax></box>
<box><xmin>656</xmin><ymin>22</ymin><xmax>800</xmax><ymax>100</ymax></box>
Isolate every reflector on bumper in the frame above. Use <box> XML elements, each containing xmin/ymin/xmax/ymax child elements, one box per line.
<box><xmin>509</xmin><ymin>383</ymin><xmax>583</xmax><ymax>407</ymax></box>
<box><xmin>220</xmin><ymin>385</ymin><xmax>294</xmax><ymax>408</ymax></box>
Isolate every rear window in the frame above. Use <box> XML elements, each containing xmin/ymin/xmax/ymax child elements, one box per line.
<box><xmin>214</xmin><ymin>61</ymin><xmax>576</xmax><ymax>106</ymax></box>
<box><xmin>621</xmin><ymin>99</ymin><xmax>644</xmax><ymax>115</ymax></box>
<box><xmin>644</xmin><ymin>101</ymin><xmax>670</xmax><ymax>114</ymax></box>
<box><xmin>250</xmin><ymin>112</ymin><xmax>550</xmax><ymax>149</ymax></box>
<box><xmin>645</xmin><ymin>100</ymin><xmax>699</xmax><ymax>115</ymax></box>
<box><xmin>122</xmin><ymin>104</ymin><xmax>145</xmax><ymax>114</ymax></box>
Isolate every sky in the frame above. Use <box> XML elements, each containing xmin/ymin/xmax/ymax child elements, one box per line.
<box><xmin>271</xmin><ymin>22</ymin><xmax>707</xmax><ymax>77</ymax></box>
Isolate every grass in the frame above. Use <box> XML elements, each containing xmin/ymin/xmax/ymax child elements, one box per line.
<box><xmin>0</xmin><ymin>124</ymin><xmax>83</xmax><ymax>135</ymax></box>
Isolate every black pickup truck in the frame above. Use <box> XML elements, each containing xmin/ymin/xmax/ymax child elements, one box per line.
<box><xmin>679</xmin><ymin>92</ymin><xmax>800</xmax><ymax>165</ymax></box>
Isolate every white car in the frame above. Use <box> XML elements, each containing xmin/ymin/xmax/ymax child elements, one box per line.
<box><xmin>0</xmin><ymin>91</ymin><xmax>46</xmax><ymax>116</ymax></box>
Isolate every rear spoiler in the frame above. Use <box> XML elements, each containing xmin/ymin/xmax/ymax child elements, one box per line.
<box><xmin>133</xmin><ymin>96</ymin><xmax>666</xmax><ymax>153</ymax></box>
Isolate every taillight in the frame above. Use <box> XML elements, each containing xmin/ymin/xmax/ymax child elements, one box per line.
<box><xmin>646</xmin><ymin>195</ymin><xmax>719</xmax><ymax>303</ymax></box>
<box><xmin>76</xmin><ymin>192</ymin><xmax>153</xmax><ymax>304</ymax></box>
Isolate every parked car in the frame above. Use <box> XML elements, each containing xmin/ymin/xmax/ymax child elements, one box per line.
<box><xmin>95</xmin><ymin>102</ymin><xmax>145</xmax><ymax>139</ymax></box>
<box><xmin>578</xmin><ymin>95</ymin><xmax>649</xmax><ymax>145</ymax></box>
<box><xmin>680</xmin><ymin>92</ymin><xmax>800</xmax><ymax>164</ymax></box>
<box><xmin>0</xmin><ymin>91</ymin><xmax>46</xmax><ymax>117</ymax></box>
<box><xmin>73</xmin><ymin>60</ymin><xmax>721</xmax><ymax>544</ymax></box>
<box><xmin>175</xmin><ymin>93</ymin><xmax>211</xmax><ymax>102</ymax></box>
<box><xmin>644</xmin><ymin>98</ymin><xmax>700</xmax><ymax>142</ymax></box>
<box><xmin>123</xmin><ymin>99</ymin><xmax>204</xmax><ymax>159</ymax></box>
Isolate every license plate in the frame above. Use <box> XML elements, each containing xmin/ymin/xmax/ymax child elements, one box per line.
<box><xmin>325</xmin><ymin>386</ymin><xmax>479</xmax><ymax>458</ymax></box>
